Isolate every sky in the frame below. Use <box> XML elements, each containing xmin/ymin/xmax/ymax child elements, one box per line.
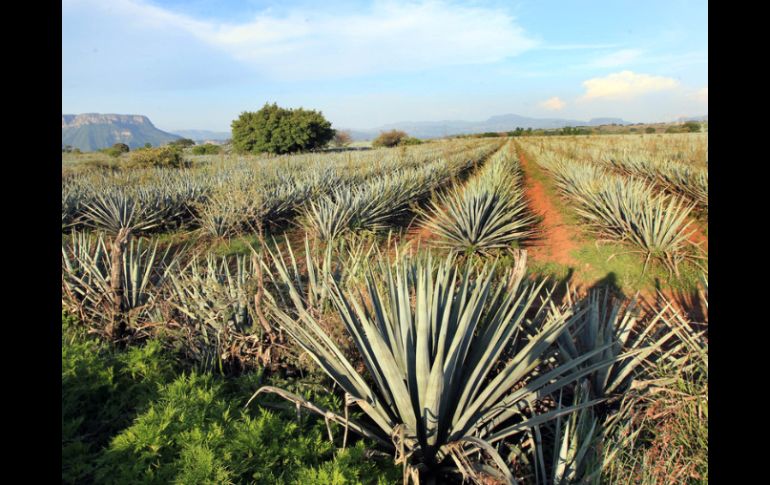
<box><xmin>62</xmin><ymin>0</ymin><xmax>708</xmax><ymax>132</ymax></box>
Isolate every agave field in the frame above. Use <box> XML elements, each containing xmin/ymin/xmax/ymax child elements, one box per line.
<box><xmin>62</xmin><ymin>134</ymin><xmax>707</xmax><ymax>484</ymax></box>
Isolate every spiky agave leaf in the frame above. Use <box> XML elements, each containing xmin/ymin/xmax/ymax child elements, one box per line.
<box><xmin>254</xmin><ymin>249</ymin><xmax>618</xmax><ymax>483</ymax></box>
<box><xmin>546</xmin><ymin>382</ymin><xmax>602</xmax><ymax>485</ymax></box>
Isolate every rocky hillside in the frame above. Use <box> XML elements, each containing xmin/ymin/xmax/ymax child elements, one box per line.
<box><xmin>62</xmin><ymin>114</ymin><xmax>181</xmax><ymax>151</ymax></box>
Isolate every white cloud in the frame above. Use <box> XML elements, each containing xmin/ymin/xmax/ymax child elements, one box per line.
<box><xmin>541</xmin><ymin>96</ymin><xmax>566</xmax><ymax>111</ymax></box>
<box><xmin>64</xmin><ymin>0</ymin><xmax>538</xmax><ymax>80</ymax></box>
<box><xmin>694</xmin><ymin>86</ymin><xmax>708</xmax><ymax>103</ymax></box>
<box><xmin>580</xmin><ymin>71</ymin><xmax>679</xmax><ymax>100</ymax></box>
<box><xmin>588</xmin><ymin>49</ymin><xmax>644</xmax><ymax>68</ymax></box>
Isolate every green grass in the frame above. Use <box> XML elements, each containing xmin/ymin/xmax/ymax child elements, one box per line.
<box><xmin>62</xmin><ymin>313</ymin><xmax>400</xmax><ymax>485</ymax></box>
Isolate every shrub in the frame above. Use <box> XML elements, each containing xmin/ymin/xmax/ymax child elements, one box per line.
<box><xmin>399</xmin><ymin>136</ymin><xmax>422</xmax><ymax>145</ymax></box>
<box><xmin>231</xmin><ymin>103</ymin><xmax>335</xmax><ymax>154</ymax></box>
<box><xmin>683</xmin><ymin>121</ymin><xmax>702</xmax><ymax>133</ymax></box>
<box><xmin>125</xmin><ymin>145</ymin><xmax>185</xmax><ymax>168</ymax></box>
<box><xmin>372</xmin><ymin>130</ymin><xmax>408</xmax><ymax>148</ymax></box>
<box><xmin>191</xmin><ymin>143</ymin><xmax>222</xmax><ymax>155</ymax></box>
<box><xmin>170</xmin><ymin>138</ymin><xmax>196</xmax><ymax>148</ymax></box>
<box><xmin>645</xmin><ymin>127</ymin><xmax>656</xmax><ymax>134</ymax></box>
<box><xmin>102</xmin><ymin>143</ymin><xmax>130</xmax><ymax>158</ymax></box>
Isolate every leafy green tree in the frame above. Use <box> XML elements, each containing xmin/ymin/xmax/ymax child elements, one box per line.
<box><xmin>231</xmin><ymin>103</ymin><xmax>334</xmax><ymax>154</ymax></box>
<box><xmin>170</xmin><ymin>138</ymin><xmax>196</xmax><ymax>148</ymax></box>
<box><xmin>683</xmin><ymin>121</ymin><xmax>701</xmax><ymax>133</ymax></box>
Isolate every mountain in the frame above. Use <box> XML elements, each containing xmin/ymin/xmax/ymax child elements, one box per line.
<box><xmin>676</xmin><ymin>115</ymin><xmax>708</xmax><ymax>123</ymax></box>
<box><xmin>343</xmin><ymin>113</ymin><xmax>634</xmax><ymax>140</ymax></box>
<box><xmin>170</xmin><ymin>130</ymin><xmax>231</xmax><ymax>142</ymax></box>
<box><xmin>62</xmin><ymin>114</ymin><xmax>181</xmax><ymax>151</ymax></box>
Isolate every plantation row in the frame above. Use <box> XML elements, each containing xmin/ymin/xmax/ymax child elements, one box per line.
<box><xmin>537</xmin><ymin>137</ymin><xmax>708</xmax><ymax>210</ymax></box>
<box><xmin>62</xmin><ymin>139</ymin><xmax>502</xmax><ymax>237</ymax></box>
<box><xmin>518</xmin><ymin>140</ymin><xmax>704</xmax><ymax>276</ymax></box>
<box><xmin>422</xmin><ymin>141</ymin><xmax>536</xmax><ymax>255</ymax></box>
<box><xmin>543</xmin><ymin>132</ymin><xmax>708</xmax><ymax>165</ymax></box>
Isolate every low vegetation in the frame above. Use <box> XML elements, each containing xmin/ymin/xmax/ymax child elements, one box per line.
<box><xmin>62</xmin><ymin>134</ymin><xmax>708</xmax><ymax>483</ymax></box>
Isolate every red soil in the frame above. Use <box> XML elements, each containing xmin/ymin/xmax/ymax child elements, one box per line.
<box><xmin>518</xmin><ymin>150</ymin><xmax>579</xmax><ymax>267</ymax></box>
<box><xmin>687</xmin><ymin>220</ymin><xmax>708</xmax><ymax>252</ymax></box>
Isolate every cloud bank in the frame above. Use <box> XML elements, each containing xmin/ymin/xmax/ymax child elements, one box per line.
<box><xmin>64</xmin><ymin>0</ymin><xmax>538</xmax><ymax>80</ymax></box>
<box><xmin>581</xmin><ymin>71</ymin><xmax>679</xmax><ymax>100</ymax></box>
<box><xmin>541</xmin><ymin>96</ymin><xmax>566</xmax><ymax>111</ymax></box>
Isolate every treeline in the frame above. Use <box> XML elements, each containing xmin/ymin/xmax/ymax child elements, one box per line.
<box><xmin>453</xmin><ymin>121</ymin><xmax>706</xmax><ymax>139</ymax></box>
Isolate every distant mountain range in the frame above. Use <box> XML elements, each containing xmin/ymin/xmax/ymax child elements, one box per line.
<box><xmin>62</xmin><ymin>114</ymin><xmax>181</xmax><ymax>151</ymax></box>
<box><xmin>170</xmin><ymin>130</ymin><xmax>231</xmax><ymax>142</ymax></box>
<box><xmin>343</xmin><ymin>114</ymin><xmax>633</xmax><ymax>140</ymax></box>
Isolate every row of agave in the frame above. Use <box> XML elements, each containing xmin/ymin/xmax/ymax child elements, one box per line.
<box><xmin>61</xmin><ymin>228</ymin><xmax>384</xmax><ymax>369</ymax></box>
<box><xmin>530</xmin><ymin>149</ymin><xmax>700</xmax><ymax>276</ymax></box>
<box><xmin>301</xmin><ymin>141</ymin><xmax>503</xmax><ymax>241</ymax></box>
<box><xmin>62</xmin><ymin>225</ymin><xmax>706</xmax><ymax>484</ymax></box>
<box><xmin>539</xmin><ymin>138</ymin><xmax>708</xmax><ymax>210</ymax></box>
<box><xmin>421</xmin><ymin>141</ymin><xmax>537</xmax><ymax>256</ymax></box>
<box><xmin>62</xmin><ymin>139</ymin><xmax>501</xmax><ymax>237</ymax></box>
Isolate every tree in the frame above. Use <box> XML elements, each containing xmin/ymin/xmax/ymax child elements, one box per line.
<box><xmin>170</xmin><ymin>138</ymin><xmax>195</xmax><ymax>148</ymax></box>
<box><xmin>231</xmin><ymin>103</ymin><xmax>335</xmax><ymax>154</ymax></box>
<box><xmin>683</xmin><ymin>121</ymin><xmax>701</xmax><ymax>133</ymax></box>
<box><xmin>332</xmin><ymin>130</ymin><xmax>353</xmax><ymax>147</ymax></box>
<box><xmin>103</xmin><ymin>143</ymin><xmax>130</xmax><ymax>157</ymax></box>
<box><xmin>645</xmin><ymin>127</ymin><xmax>656</xmax><ymax>134</ymax></box>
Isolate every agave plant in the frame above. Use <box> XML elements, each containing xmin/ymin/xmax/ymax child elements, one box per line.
<box><xmin>422</xmin><ymin>145</ymin><xmax>536</xmax><ymax>256</ymax></box>
<box><xmin>62</xmin><ymin>232</ymin><xmax>174</xmax><ymax>336</ymax></box>
<box><xmin>260</xmin><ymin>234</ymin><xmax>380</xmax><ymax>313</ymax></box>
<box><xmin>542</xmin><ymin>382</ymin><xmax>602</xmax><ymax>485</ymax></box>
<box><xmin>554</xmin><ymin>287</ymin><xmax>698</xmax><ymax>399</ymax></box>
<box><xmin>81</xmin><ymin>190</ymin><xmax>164</xmax><ymax>234</ymax></box>
<box><xmin>165</xmin><ymin>253</ymin><xmax>262</xmax><ymax>370</ymax></box>
<box><xmin>251</xmin><ymin>250</ymin><xmax>617</xmax><ymax>483</ymax></box>
<box><xmin>302</xmin><ymin>190</ymin><xmax>355</xmax><ymax>241</ymax></box>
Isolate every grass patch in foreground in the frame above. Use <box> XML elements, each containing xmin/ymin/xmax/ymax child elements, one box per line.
<box><xmin>62</xmin><ymin>314</ymin><xmax>400</xmax><ymax>485</ymax></box>
<box><xmin>524</xmin><ymin>242</ymin><xmax>704</xmax><ymax>295</ymax></box>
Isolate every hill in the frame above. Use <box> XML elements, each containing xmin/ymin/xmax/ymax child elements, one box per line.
<box><xmin>343</xmin><ymin>113</ymin><xmax>633</xmax><ymax>140</ymax></box>
<box><xmin>62</xmin><ymin>114</ymin><xmax>181</xmax><ymax>151</ymax></box>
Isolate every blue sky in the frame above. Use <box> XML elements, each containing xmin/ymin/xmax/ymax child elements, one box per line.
<box><xmin>62</xmin><ymin>0</ymin><xmax>708</xmax><ymax>132</ymax></box>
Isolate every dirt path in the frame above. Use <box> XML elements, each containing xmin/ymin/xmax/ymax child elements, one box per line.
<box><xmin>517</xmin><ymin>148</ymin><xmax>579</xmax><ymax>267</ymax></box>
